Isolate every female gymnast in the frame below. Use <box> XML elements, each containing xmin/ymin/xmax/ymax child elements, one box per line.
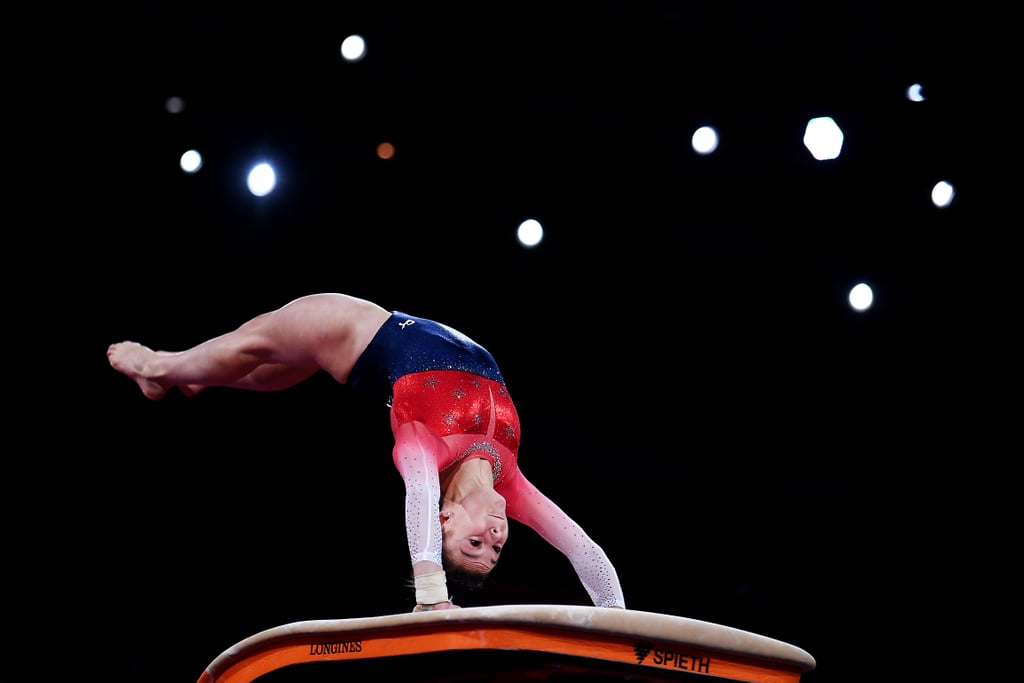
<box><xmin>107</xmin><ymin>292</ymin><xmax>626</xmax><ymax>613</ymax></box>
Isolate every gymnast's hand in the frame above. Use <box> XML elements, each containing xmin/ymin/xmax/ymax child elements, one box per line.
<box><xmin>413</xmin><ymin>600</ymin><xmax>460</xmax><ymax>613</ymax></box>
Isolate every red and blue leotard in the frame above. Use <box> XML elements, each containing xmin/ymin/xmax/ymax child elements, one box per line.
<box><xmin>347</xmin><ymin>312</ymin><xmax>625</xmax><ymax>608</ymax></box>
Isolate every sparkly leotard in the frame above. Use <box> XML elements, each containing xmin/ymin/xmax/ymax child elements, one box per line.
<box><xmin>347</xmin><ymin>312</ymin><xmax>625</xmax><ymax>608</ymax></box>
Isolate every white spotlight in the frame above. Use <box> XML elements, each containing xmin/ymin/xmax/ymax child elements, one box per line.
<box><xmin>848</xmin><ymin>283</ymin><xmax>874</xmax><ymax>312</ymax></box>
<box><xmin>180</xmin><ymin>149</ymin><xmax>203</xmax><ymax>174</ymax></box>
<box><xmin>247</xmin><ymin>162</ymin><xmax>277</xmax><ymax>197</ymax></box>
<box><xmin>803</xmin><ymin>116</ymin><xmax>844</xmax><ymax>161</ymax></box>
<box><xmin>691</xmin><ymin>125</ymin><xmax>719</xmax><ymax>155</ymax></box>
<box><xmin>341</xmin><ymin>35</ymin><xmax>367</xmax><ymax>62</ymax></box>
<box><xmin>517</xmin><ymin>219</ymin><xmax>543</xmax><ymax>247</ymax></box>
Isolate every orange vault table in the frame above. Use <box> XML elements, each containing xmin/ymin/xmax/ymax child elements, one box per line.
<box><xmin>197</xmin><ymin>604</ymin><xmax>815</xmax><ymax>683</ymax></box>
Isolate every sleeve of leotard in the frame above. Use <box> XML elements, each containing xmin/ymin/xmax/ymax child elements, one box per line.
<box><xmin>392</xmin><ymin>422</ymin><xmax>444</xmax><ymax>568</ymax></box>
<box><xmin>503</xmin><ymin>474</ymin><xmax>626</xmax><ymax>608</ymax></box>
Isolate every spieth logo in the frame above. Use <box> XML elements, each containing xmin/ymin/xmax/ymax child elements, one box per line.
<box><xmin>633</xmin><ymin>642</ymin><xmax>654</xmax><ymax>663</ymax></box>
<box><xmin>633</xmin><ymin>642</ymin><xmax>711</xmax><ymax>673</ymax></box>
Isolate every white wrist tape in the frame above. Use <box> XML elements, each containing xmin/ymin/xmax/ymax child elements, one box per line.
<box><xmin>414</xmin><ymin>570</ymin><xmax>449</xmax><ymax>605</ymax></box>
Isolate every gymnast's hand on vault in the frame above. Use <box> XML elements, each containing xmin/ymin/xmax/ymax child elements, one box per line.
<box><xmin>413</xmin><ymin>600</ymin><xmax>460</xmax><ymax>613</ymax></box>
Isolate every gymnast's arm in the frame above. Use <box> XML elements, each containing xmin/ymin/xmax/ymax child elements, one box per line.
<box><xmin>392</xmin><ymin>421</ymin><xmax>457</xmax><ymax>611</ymax></box>
<box><xmin>504</xmin><ymin>474</ymin><xmax>626</xmax><ymax>609</ymax></box>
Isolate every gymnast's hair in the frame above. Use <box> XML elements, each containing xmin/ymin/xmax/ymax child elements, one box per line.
<box><xmin>442</xmin><ymin>551</ymin><xmax>488</xmax><ymax>591</ymax></box>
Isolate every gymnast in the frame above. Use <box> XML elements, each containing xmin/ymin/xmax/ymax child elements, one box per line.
<box><xmin>107</xmin><ymin>292</ymin><xmax>626</xmax><ymax>613</ymax></box>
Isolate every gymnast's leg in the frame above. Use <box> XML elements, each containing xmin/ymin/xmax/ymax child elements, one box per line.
<box><xmin>107</xmin><ymin>293</ymin><xmax>390</xmax><ymax>400</ymax></box>
<box><xmin>106</xmin><ymin>319</ymin><xmax>317</xmax><ymax>400</ymax></box>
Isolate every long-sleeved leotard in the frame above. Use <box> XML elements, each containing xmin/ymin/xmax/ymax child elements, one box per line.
<box><xmin>347</xmin><ymin>312</ymin><xmax>625</xmax><ymax>608</ymax></box>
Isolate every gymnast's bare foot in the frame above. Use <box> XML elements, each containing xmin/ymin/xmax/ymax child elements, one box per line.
<box><xmin>107</xmin><ymin>342</ymin><xmax>170</xmax><ymax>400</ymax></box>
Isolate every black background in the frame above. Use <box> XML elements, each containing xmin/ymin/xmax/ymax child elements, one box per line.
<box><xmin>9</xmin><ymin>3</ymin><xmax>1009</xmax><ymax>683</ymax></box>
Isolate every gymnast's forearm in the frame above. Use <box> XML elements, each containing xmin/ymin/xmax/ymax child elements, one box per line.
<box><xmin>568</xmin><ymin>547</ymin><xmax>627</xmax><ymax>609</ymax></box>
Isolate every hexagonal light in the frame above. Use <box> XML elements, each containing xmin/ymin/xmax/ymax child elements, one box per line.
<box><xmin>803</xmin><ymin>116</ymin><xmax>844</xmax><ymax>161</ymax></box>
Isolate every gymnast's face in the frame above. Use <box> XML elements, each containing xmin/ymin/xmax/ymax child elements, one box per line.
<box><xmin>441</xmin><ymin>499</ymin><xmax>508</xmax><ymax>574</ymax></box>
